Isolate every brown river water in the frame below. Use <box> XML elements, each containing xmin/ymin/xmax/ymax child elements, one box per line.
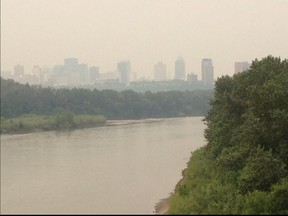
<box><xmin>1</xmin><ymin>116</ymin><xmax>206</xmax><ymax>214</ymax></box>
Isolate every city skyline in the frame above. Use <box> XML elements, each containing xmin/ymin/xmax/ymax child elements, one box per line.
<box><xmin>2</xmin><ymin>56</ymin><xmax>217</xmax><ymax>78</ymax></box>
<box><xmin>2</xmin><ymin>57</ymin><xmax>216</xmax><ymax>84</ymax></box>
<box><xmin>1</xmin><ymin>0</ymin><xmax>288</xmax><ymax>79</ymax></box>
<box><xmin>2</xmin><ymin>56</ymin><xmax>219</xmax><ymax>90</ymax></box>
<box><xmin>2</xmin><ymin>55</ymin><xmax>255</xmax><ymax>79</ymax></box>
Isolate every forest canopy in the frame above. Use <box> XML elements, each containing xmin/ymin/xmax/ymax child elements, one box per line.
<box><xmin>168</xmin><ymin>56</ymin><xmax>288</xmax><ymax>214</ymax></box>
<box><xmin>0</xmin><ymin>78</ymin><xmax>212</xmax><ymax>119</ymax></box>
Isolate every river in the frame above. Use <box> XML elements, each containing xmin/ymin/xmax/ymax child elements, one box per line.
<box><xmin>0</xmin><ymin>116</ymin><xmax>206</xmax><ymax>214</ymax></box>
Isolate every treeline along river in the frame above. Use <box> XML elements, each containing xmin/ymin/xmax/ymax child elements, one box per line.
<box><xmin>1</xmin><ymin>116</ymin><xmax>206</xmax><ymax>214</ymax></box>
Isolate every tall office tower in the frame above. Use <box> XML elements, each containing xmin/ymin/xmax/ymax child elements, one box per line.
<box><xmin>174</xmin><ymin>57</ymin><xmax>185</xmax><ymax>80</ymax></box>
<box><xmin>201</xmin><ymin>58</ymin><xmax>214</xmax><ymax>86</ymax></box>
<box><xmin>32</xmin><ymin>65</ymin><xmax>42</xmax><ymax>83</ymax></box>
<box><xmin>234</xmin><ymin>61</ymin><xmax>251</xmax><ymax>74</ymax></box>
<box><xmin>78</xmin><ymin>64</ymin><xmax>89</xmax><ymax>84</ymax></box>
<box><xmin>154</xmin><ymin>62</ymin><xmax>167</xmax><ymax>81</ymax></box>
<box><xmin>14</xmin><ymin>65</ymin><xmax>24</xmax><ymax>76</ymax></box>
<box><xmin>64</xmin><ymin>58</ymin><xmax>78</xmax><ymax>71</ymax></box>
<box><xmin>90</xmin><ymin>66</ymin><xmax>100</xmax><ymax>83</ymax></box>
<box><xmin>63</xmin><ymin>58</ymin><xmax>79</xmax><ymax>85</ymax></box>
<box><xmin>53</xmin><ymin>65</ymin><xmax>65</xmax><ymax>74</ymax></box>
<box><xmin>117</xmin><ymin>61</ymin><xmax>131</xmax><ymax>85</ymax></box>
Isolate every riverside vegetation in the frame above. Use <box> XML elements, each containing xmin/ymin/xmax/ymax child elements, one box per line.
<box><xmin>167</xmin><ymin>56</ymin><xmax>288</xmax><ymax>214</ymax></box>
<box><xmin>0</xmin><ymin>77</ymin><xmax>212</xmax><ymax>133</ymax></box>
<box><xmin>0</xmin><ymin>112</ymin><xmax>106</xmax><ymax>134</ymax></box>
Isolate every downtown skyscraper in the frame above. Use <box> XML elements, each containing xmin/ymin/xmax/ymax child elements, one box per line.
<box><xmin>201</xmin><ymin>58</ymin><xmax>214</xmax><ymax>87</ymax></box>
<box><xmin>154</xmin><ymin>62</ymin><xmax>167</xmax><ymax>81</ymax></box>
<box><xmin>174</xmin><ymin>57</ymin><xmax>186</xmax><ymax>80</ymax></box>
<box><xmin>117</xmin><ymin>61</ymin><xmax>131</xmax><ymax>85</ymax></box>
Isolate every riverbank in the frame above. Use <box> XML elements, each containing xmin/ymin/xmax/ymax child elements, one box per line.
<box><xmin>107</xmin><ymin>118</ymin><xmax>165</xmax><ymax>126</ymax></box>
<box><xmin>0</xmin><ymin>113</ymin><xmax>106</xmax><ymax>135</ymax></box>
<box><xmin>154</xmin><ymin>167</ymin><xmax>188</xmax><ymax>214</ymax></box>
<box><xmin>155</xmin><ymin>198</ymin><xmax>170</xmax><ymax>214</ymax></box>
<box><xmin>1</xmin><ymin>116</ymin><xmax>180</xmax><ymax>135</ymax></box>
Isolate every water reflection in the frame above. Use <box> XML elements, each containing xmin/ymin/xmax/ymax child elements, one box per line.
<box><xmin>1</xmin><ymin>117</ymin><xmax>206</xmax><ymax>214</ymax></box>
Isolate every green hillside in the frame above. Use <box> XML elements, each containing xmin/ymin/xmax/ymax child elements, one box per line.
<box><xmin>168</xmin><ymin>56</ymin><xmax>288</xmax><ymax>214</ymax></box>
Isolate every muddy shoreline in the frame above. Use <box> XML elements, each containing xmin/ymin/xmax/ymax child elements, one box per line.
<box><xmin>154</xmin><ymin>198</ymin><xmax>170</xmax><ymax>214</ymax></box>
<box><xmin>0</xmin><ymin>118</ymin><xmax>167</xmax><ymax>135</ymax></box>
<box><xmin>154</xmin><ymin>168</ymin><xmax>187</xmax><ymax>214</ymax></box>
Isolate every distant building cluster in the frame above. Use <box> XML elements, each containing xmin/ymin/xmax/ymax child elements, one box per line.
<box><xmin>201</xmin><ymin>58</ymin><xmax>214</xmax><ymax>87</ymax></box>
<box><xmin>153</xmin><ymin>57</ymin><xmax>214</xmax><ymax>87</ymax></box>
<box><xmin>154</xmin><ymin>62</ymin><xmax>167</xmax><ymax>81</ymax></box>
<box><xmin>1</xmin><ymin>57</ymin><xmax>250</xmax><ymax>88</ymax></box>
<box><xmin>117</xmin><ymin>61</ymin><xmax>131</xmax><ymax>86</ymax></box>
<box><xmin>174</xmin><ymin>57</ymin><xmax>186</xmax><ymax>80</ymax></box>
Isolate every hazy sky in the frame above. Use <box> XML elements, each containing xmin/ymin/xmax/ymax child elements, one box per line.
<box><xmin>1</xmin><ymin>0</ymin><xmax>288</xmax><ymax>79</ymax></box>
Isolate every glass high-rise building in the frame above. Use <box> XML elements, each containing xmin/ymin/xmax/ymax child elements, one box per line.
<box><xmin>154</xmin><ymin>62</ymin><xmax>167</xmax><ymax>81</ymax></box>
<box><xmin>175</xmin><ymin>57</ymin><xmax>185</xmax><ymax>80</ymax></box>
<box><xmin>117</xmin><ymin>61</ymin><xmax>131</xmax><ymax>85</ymax></box>
<box><xmin>90</xmin><ymin>66</ymin><xmax>99</xmax><ymax>83</ymax></box>
<box><xmin>78</xmin><ymin>63</ymin><xmax>89</xmax><ymax>84</ymax></box>
<box><xmin>64</xmin><ymin>58</ymin><xmax>78</xmax><ymax>72</ymax></box>
<box><xmin>14</xmin><ymin>65</ymin><xmax>24</xmax><ymax>76</ymax></box>
<box><xmin>201</xmin><ymin>58</ymin><xmax>214</xmax><ymax>86</ymax></box>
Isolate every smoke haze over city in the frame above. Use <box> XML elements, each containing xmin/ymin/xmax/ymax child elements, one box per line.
<box><xmin>1</xmin><ymin>0</ymin><xmax>288</xmax><ymax>80</ymax></box>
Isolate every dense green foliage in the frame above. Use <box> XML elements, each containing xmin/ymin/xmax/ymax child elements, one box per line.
<box><xmin>0</xmin><ymin>78</ymin><xmax>212</xmax><ymax>119</ymax></box>
<box><xmin>0</xmin><ymin>112</ymin><xmax>106</xmax><ymax>134</ymax></box>
<box><xmin>168</xmin><ymin>56</ymin><xmax>288</xmax><ymax>214</ymax></box>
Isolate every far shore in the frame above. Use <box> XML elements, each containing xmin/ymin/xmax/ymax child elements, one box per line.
<box><xmin>106</xmin><ymin>118</ymin><xmax>165</xmax><ymax>126</ymax></box>
<box><xmin>0</xmin><ymin>118</ymin><xmax>164</xmax><ymax>135</ymax></box>
<box><xmin>0</xmin><ymin>122</ymin><xmax>106</xmax><ymax>135</ymax></box>
<box><xmin>1</xmin><ymin>116</ymin><xmax>197</xmax><ymax>135</ymax></box>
